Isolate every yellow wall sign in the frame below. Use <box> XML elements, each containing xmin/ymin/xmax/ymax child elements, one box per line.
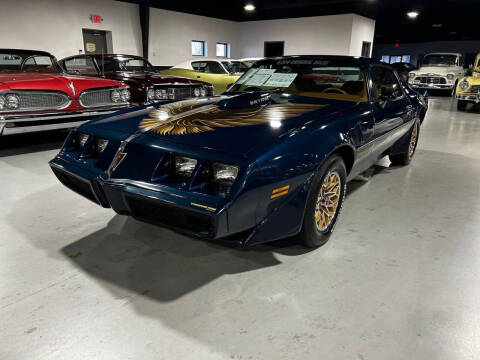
<box><xmin>86</xmin><ymin>43</ymin><xmax>96</xmax><ymax>53</ymax></box>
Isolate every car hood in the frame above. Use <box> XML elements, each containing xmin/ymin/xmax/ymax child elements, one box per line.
<box><xmin>105</xmin><ymin>72</ymin><xmax>207</xmax><ymax>86</ymax></box>
<box><xmin>414</xmin><ymin>66</ymin><xmax>462</xmax><ymax>75</ymax></box>
<box><xmin>0</xmin><ymin>72</ymin><xmax>122</xmax><ymax>98</ymax></box>
<box><xmin>81</xmin><ymin>92</ymin><xmax>358</xmax><ymax>158</ymax></box>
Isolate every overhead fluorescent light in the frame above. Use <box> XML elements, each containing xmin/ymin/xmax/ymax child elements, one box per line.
<box><xmin>407</xmin><ymin>11</ymin><xmax>419</xmax><ymax>18</ymax></box>
<box><xmin>432</xmin><ymin>24</ymin><xmax>442</xmax><ymax>28</ymax></box>
<box><xmin>244</xmin><ymin>3</ymin><xmax>255</xmax><ymax>11</ymax></box>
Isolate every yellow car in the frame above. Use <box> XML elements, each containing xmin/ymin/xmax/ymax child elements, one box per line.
<box><xmin>456</xmin><ymin>53</ymin><xmax>480</xmax><ymax>111</ymax></box>
<box><xmin>160</xmin><ymin>59</ymin><xmax>246</xmax><ymax>94</ymax></box>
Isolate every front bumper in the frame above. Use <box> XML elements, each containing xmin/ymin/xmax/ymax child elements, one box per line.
<box><xmin>410</xmin><ymin>83</ymin><xmax>454</xmax><ymax>90</ymax></box>
<box><xmin>456</xmin><ymin>93</ymin><xmax>480</xmax><ymax>103</ymax></box>
<box><xmin>0</xmin><ymin>110</ymin><xmax>119</xmax><ymax>136</ymax></box>
<box><xmin>49</xmin><ymin>159</ymin><xmax>230</xmax><ymax>240</ymax></box>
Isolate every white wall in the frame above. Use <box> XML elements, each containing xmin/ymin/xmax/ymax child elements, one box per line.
<box><xmin>0</xmin><ymin>0</ymin><xmax>142</xmax><ymax>59</ymax></box>
<box><xmin>238</xmin><ymin>14</ymin><xmax>355</xmax><ymax>58</ymax></box>
<box><xmin>149</xmin><ymin>9</ymin><xmax>240</xmax><ymax>66</ymax></box>
<box><xmin>147</xmin><ymin>11</ymin><xmax>375</xmax><ymax>65</ymax></box>
<box><xmin>349</xmin><ymin>15</ymin><xmax>376</xmax><ymax>57</ymax></box>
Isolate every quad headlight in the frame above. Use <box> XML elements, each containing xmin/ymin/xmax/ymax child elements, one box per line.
<box><xmin>76</xmin><ymin>132</ymin><xmax>89</xmax><ymax>148</ymax></box>
<box><xmin>155</xmin><ymin>88</ymin><xmax>168</xmax><ymax>100</ymax></box>
<box><xmin>212</xmin><ymin>162</ymin><xmax>239</xmax><ymax>187</ymax></box>
<box><xmin>200</xmin><ymin>87</ymin><xmax>207</xmax><ymax>97</ymax></box>
<box><xmin>459</xmin><ymin>80</ymin><xmax>470</xmax><ymax>91</ymax></box>
<box><xmin>174</xmin><ymin>156</ymin><xmax>198</xmax><ymax>177</ymax></box>
<box><xmin>446</xmin><ymin>74</ymin><xmax>455</xmax><ymax>81</ymax></box>
<box><xmin>111</xmin><ymin>89</ymin><xmax>121</xmax><ymax>103</ymax></box>
<box><xmin>120</xmin><ymin>88</ymin><xmax>130</xmax><ymax>102</ymax></box>
<box><xmin>0</xmin><ymin>94</ymin><xmax>20</xmax><ymax>110</ymax></box>
<box><xmin>111</xmin><ymin>88</ymin><xmax>130</xmax><ymax>103</ymax></box>
<box><xmin>193</xmin><ymin>87</ymin><xmax>201</xmax><ymax>97</ymax></box>
<box><xmin>409</xmin><ymin>72</ymin><xmax>416</xmax><ymax>78</ymax></box>
<box><xmin>147</xmin><ymin>87</ymin><xmax>155</xmax><ymax>102</ymax></box>
<box><xmin>94</xmin><ymin>137</ymin><xmax>109</xmax><ymax>154</ymax></box>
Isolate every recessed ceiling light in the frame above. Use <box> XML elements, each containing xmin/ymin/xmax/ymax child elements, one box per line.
<box><xmin>244</xmin><ymin>3</ymin><xmax>255</xmax><ymax>11</ymax></box>
<box><xmin>407</xmin><ymin>11</ymin><xmax>419</xmax><ymax>18</ymax></box>
<box><xmin>432</xmin><ymin>24</ymin><xmax>442</xmax><ymax>28</ymax></box>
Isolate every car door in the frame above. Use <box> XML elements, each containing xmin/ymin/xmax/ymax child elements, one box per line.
<box><xmin>62</xmin><ymin>56</ymin><xmax>99</xmax><ymax>77</ymax></box>
<box><xmin>369</xmin><ymin>65</ymin><xmax>412</xmax><ymax>156</ymax></box>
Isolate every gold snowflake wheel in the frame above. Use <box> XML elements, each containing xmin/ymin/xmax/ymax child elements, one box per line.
<box><xmin>315</xmin><ymin>171</ymin><xmax>341</xmax><ymax>232</ymax></box>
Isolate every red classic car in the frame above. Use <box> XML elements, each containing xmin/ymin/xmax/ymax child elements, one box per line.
<box><xmin>0</xmin><ymin>49</ymin><xmax>130</xmax><ymax>136</ymax></box>
<box><xmin>59</xmin><ymin>54</ymin><xmax>214</xmax><ymax>105</ymax></box>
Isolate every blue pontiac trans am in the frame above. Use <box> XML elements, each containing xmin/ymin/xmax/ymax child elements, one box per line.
<box><xmin>50</xmin><ymin>56</ymin><xmax>428</xmax><ymax>247</ymax></box>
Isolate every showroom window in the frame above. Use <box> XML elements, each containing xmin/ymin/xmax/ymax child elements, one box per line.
<box><xmin>216</xmin><ymin>43</ymin><xmax>230</xmax><ymax>58</ymax></box>
<box><xmin>381</xmin><ymin>55</ymin><xmax>412</xmax><ymax>64</ymax></box>
<box><xmin>192</xmin><ymin>40</ymin><xmax>206</xmax><ymax>56</ymax></box>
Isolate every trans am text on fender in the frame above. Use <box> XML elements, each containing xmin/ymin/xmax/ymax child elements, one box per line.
<box><xmin>50</xmin><ymin>56</ymin><xmax>428</xmax><ymax>247</ymax></box>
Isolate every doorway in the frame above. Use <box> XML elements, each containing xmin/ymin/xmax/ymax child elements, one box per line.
<box><xmin>361</xmin><ymin>41</ymin><xmax>372</xmax><ymax>58</ymax></box>
<box><xmin>264</xmin><ymin>41</ymin><xmax>284</xmax><ymax>57</ymax></box>
<box><xmin>82</xmin><ymin>29</ymin><xmax>112</xmax><ymax>54</ymax></box>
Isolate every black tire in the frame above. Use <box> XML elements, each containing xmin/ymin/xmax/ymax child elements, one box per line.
<box><xmin>298</xmin><ymin>155</ymin><xmax>347</xmax><ymax>248</ymax></box>
<box><xmin>389</xmin><ymin>121</ymin><xmax>420</xmax><ymax>166</ymax></box>
<box><xmin>457</xmin><ymin>100</ymin><xmax>468</xmax><ymax>111</ymax></box>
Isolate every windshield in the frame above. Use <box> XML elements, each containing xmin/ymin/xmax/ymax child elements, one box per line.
<box><xmin>423</xmin><ymin>54</ymin><xmax>458</xmax><ymax>66</ymax></box>
<box><xmin>97</xmin><ymin>56</ymin><xmax>154</xmax><ymax>72</ymax></box>
<box><xmin>228</xmin><ymin>58</ymin><xmax>367</xmax><ymax>102</ymax></box>
<box><xmin>0</xmin><ymin>52</ymin><xmax>60</xmax><ymax>73</ymax></box>
<box><xmin>222</xmin><ymin>61</ymin><xmax>250</xmax><ymax>74</ymax></box>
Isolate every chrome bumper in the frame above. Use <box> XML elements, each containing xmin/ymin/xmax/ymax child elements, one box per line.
<box><xmin>456</xmin><ymin>93</ymin><xmax>480</xmax><ymax>103</ymax></box>
<box><xmin>0</xmin><ymin>110</ymin><xmax>116</xmax><ymax>136</ymax></box>
<box><xmin>410</xmin><ymin>83</ymin><xmax>454</xmax><ymax>90</ymax></box>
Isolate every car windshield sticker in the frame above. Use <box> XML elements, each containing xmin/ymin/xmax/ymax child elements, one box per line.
<box><xmin>263</xmin><ymin>73</ymin><xmax>298</xmax><ymax>88</ymax></box>
<box><xmin>235</xmin><ymin>68</ymin><xmax>258</xmax><ymax>84</ymax></box>
<box><xmin>244</xmin><ymin>73</ymin><xmax>272</xmax><ymax>86</ymax></box>
<box><xmin>257</xmin><ymin>68</ymin><xmax>276</xmax><ymax>75</ymax></box>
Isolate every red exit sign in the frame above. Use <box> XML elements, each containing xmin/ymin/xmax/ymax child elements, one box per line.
<box><xmin>90</xmin><ymin>14</ymin><xmax>103</xmax><ymax>23</ymax></box>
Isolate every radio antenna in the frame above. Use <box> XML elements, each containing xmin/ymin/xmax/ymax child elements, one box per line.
<box><xmin>101</xmin><ymin>47</ymin><xmax>105</xmax><ymax>77</ymax></box>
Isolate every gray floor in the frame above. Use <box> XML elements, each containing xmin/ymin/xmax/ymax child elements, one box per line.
<box><xmin>1</xmin><ymin>96</ymin><xmax>480</xmax><ymax>360</ymax></box>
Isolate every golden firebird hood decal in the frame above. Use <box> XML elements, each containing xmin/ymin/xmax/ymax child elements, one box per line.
<box><xmin>139</xmin><ymin>98</ymin><xmax>325</xmax><ymax>136</ymax></box>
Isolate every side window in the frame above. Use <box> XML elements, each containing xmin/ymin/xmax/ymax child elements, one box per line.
<box><xmin>192</xmin><ymin>61</ymin><xmax>226</xmax><ymax>74</ymax></box>
<box><xmin>63</xmin><ymin>57</ymin><xmax>98</xmax><ymax>75</ymax></box>
<box><xmin>370</xmin><ymin>66</ymin><xmax>403</xmax><ymax>101</ymax></box>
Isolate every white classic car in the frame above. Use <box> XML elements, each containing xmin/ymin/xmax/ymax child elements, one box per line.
<box><xmin>408</xmin><ymin>53</ymin><xmax>466</xmax><ymax>92</ymax></box>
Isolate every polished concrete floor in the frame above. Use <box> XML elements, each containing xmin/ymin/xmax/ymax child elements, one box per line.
<box><xmin>1</xmin><ymin>96</ymin><xmax>480</xmax><ymax>360</ymax></box>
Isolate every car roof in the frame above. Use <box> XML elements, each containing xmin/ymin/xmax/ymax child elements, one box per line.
<box><xmin>255</xmin><ymin>55</ymin><xmax>381</xmax><ymax>66</ymax></box>
<box><xmin>0</xmin><ymin>48</ymin><xmax>53</xmax><ymax>56</ymax></box>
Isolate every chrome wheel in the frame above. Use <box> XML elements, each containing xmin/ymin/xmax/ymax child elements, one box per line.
<box><xmin>315</xmin><ymin>171</ymin><xmax>341</xmax><ymax>232</ymax></box>
<box><xmin>408</xmin><ymin>123</ymin><xmax>418</xmax><ymax>158</ymax></box>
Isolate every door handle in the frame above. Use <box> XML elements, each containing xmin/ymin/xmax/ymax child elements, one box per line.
<box><xmin>197</xmin><ymin>76</ymin><xmax>201</xmax><ymax>79</ymax></box>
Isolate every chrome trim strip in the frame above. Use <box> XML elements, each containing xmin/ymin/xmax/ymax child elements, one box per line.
<box><xmin>1</xmin><ymin>121</ymin><xmax>87</xmax><ymax>135</ymax></box>
<box><xmin>0</xmin><ymin>110</ymin><xmax>115</xmax><ymax>123</ymax></box>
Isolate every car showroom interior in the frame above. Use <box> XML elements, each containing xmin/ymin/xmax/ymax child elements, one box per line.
<box><xmin>1</xmin><ymin>0</ymin><xmax>480</xmax><ymax>359</ymax></box>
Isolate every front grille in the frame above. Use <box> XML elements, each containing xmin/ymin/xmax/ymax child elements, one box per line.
<box><xmin>51</xmin><ymin>166</ymin><xmax>99</xmax><ymax>204</ymax></box>
<box><xmin>468</xmin><ymin>85</ymin><xmax>480</xmax><ymax>93</ymax></box>
<box><xmin>415</xmin><ymin>77</ymin><xmax>447</xmax><ymax>84</ymax></box>
<box><xmin>79</xmin><ymin>88</ymin><xmax>126</xmax><ymax>108</ymax></box>
<box><xmin>3</xmin><ymin>91</ymin><xmax>70</xmax><ymax>112</ymax></box>
<box><xmin>126</xmin><ymin>194</ymin><xmax>214</xmax><ymax>237</ymax></box>
<box><xmin>154</xmin><ymin>85</ymin><xmax>214</xmax><ymax>101</ymax></box>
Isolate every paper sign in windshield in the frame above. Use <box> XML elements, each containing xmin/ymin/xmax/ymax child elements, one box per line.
<box><xmin>235</xmin><ymin>68</ymin><xmax>258</xmax><ymax>84</ymax></box>
<box><xmin>264</xmin><ymin>73</ymin><xmax>298</xmax><ymax>88</ymax></box>
<box><xmin>244</xmin><ymin>74</ymin><xmax>272</xmax><ymax>86</ymax></box>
